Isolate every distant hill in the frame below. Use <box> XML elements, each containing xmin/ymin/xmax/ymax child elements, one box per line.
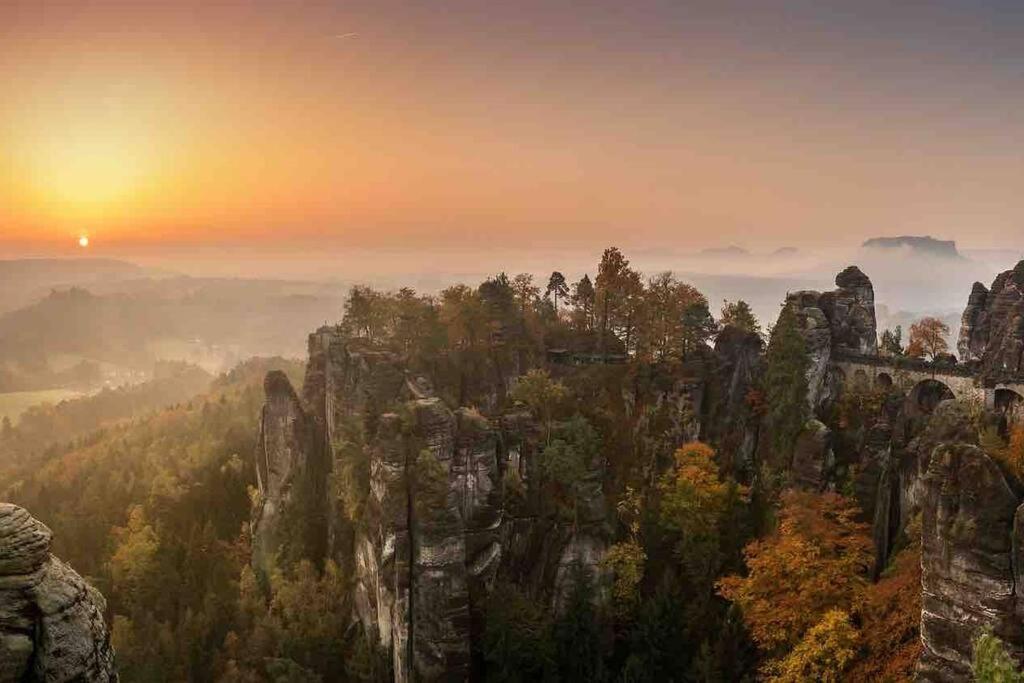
<box><xmin>861</xmin><ymin>236</ymin><xmax>962</xmax><ymax>259</ymax></box>
<box><xmin>699</xmin><ymin>245</ymin><xmax>750</xmax><ymax>257</ymax></box>
<box><xmin>0</xmin><ymin>279</ymin><xmax>343</xmax><ymax>392</ymax></box>
<box><xmin>0</xmin><ymin>258</ymin><xmax>162</xmax><ymax>314</ymax></box>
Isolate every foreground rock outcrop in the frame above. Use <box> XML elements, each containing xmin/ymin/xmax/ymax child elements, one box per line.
<box><xmin>0</xmin><ymin>503</ymin><xmax>117</xmax><ymax>682</ymax></box>
<box><xmin>251</xmin><ymin>332</ymin><xmax>609</xmax><ymax>682</ymax></box>
<box><xmin>916</xmin><ymin>427</ymin><xmax>1023</xmax><ymax>681</ymax></box>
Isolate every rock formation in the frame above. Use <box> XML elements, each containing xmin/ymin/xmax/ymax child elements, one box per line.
<box><xmin>862</xmin><ymin>235</ymin><xmax>962</xmax><ymax>260</ymax></box>
<box><xmin>957</xmin><ymin>260</ymin><xmax>1024</xmax><ymax>384</ymax></box>
<box><xmin>252</xmin><ymin>329</ymin><xmax>609</xmax><ymax>682</ymax></box>
<box><xmin>0</xmin><ymin>503</ymin><xmax>117</xmax><ymax>682</ymax></box>
<box><xmin>705</xmin><ymin>326</ymin><xmax>763</xmax><ymax>478</ymax></box>
<box><xmin>251</xmin><ymin>370</ymin><xmax>328</xmax><ymax>581</ymax></box>
<box><xmin>918</xmin><ymin>440</ymin><xmax>1021</xmax><ymax>681</ymax></box>
<box><xmin>782</xmin><ymin>266</ymin><xmax>877</xmax><ymax>411</ymax></box>
<box><xmin>789</xmin><ymin>419</ymin><xmax>833</xmax><ymax>491</ymax></box>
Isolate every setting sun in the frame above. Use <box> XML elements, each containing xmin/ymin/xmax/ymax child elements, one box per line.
<box><xmin>78</xmin><ymin>235</ymin><xmax>89</xmax><ymax>248</ymax></box>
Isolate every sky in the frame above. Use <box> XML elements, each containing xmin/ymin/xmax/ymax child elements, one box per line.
<box><xmin>2</xmin><ymin>0</ymin><xmax>1024</xmax><ymax>265</ymax></box>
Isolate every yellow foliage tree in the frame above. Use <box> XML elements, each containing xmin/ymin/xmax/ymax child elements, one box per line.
<box><xmin>767</xmin><ymin>609</ymin><xmax>860</xmax><ymax>683</ymax></box>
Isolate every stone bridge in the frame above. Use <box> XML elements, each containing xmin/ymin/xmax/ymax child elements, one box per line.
<box><xmin>832</xmin><ymin>351</ymin><xmax>1024</xmax><ymax>412</ymax></box>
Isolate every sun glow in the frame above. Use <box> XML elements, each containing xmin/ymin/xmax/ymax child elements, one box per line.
<box><xmin>78</xmin><ymin>235</ymin><xmax>90</xmax><ymax>248</ymax></box>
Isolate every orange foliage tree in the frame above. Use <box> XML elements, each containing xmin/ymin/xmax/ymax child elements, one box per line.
<box><xmin>716</xmin><ymin>490</ymin><xmax>873</xmax><ymax>658</ymax></box>
<box><xmin>906</xmin><ymin>317</ymin><xmax>950</xmax><ymax>360</ymax></box>
<box><xmin>847</xmin><ymin>537</ymin><xmax>923</xmax><ymax>682</ymax></box>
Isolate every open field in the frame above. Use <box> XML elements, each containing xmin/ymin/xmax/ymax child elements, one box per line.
<box><xmin>0</xmin><ymin>389</ymin><xmax>82</xmax><ymax>424</ymax></box>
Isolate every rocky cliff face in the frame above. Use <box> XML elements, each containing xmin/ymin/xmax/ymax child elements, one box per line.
<box><xmin>252</xmin><ymin>329</ymin><xmax>609</xmax><ymax>682</ymax></box>
<box><xmin>784</xmin><ymin>265</ymin><xmax>878</xmax><ymax>412</ymax></box>
<box><xmin>918</xmin><ymin>438</ymin><xmax>1022</xmax><ymax>681</ymax></box>
<box><xmin>705</xmin><ymin>326</ymin><xmax>763</xmax><ymax>479</ymax></box>
<box><xmin>957</xmin><ymin>260</ymin><xmax>1024</xmax><ymax>383</ymax></box>
<box><xmin>251</xmin><ymin>370</ymin><xmax>328</xmax><ymax>581</ymax></box>
<box><xmin>0</xmin><ymin>503</ymin><xmax>117</xmax><ymax>683</ymax></box>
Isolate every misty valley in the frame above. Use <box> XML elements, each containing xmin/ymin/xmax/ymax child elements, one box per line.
<box><xmin>2</xmin><ymin>246</ymin><xmax>1024</xmax><ymax>682</ymax></box>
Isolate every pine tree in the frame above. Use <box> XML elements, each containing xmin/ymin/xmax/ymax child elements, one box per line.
<box><xmin>680</xmin><ymin>300</ymin><xmax>718</xmax><ymax>358</ymax></box>
<box><xmin>546</xmin><ymin>271</ymin><xmax>569</xmax><ymax>314</ymax></box>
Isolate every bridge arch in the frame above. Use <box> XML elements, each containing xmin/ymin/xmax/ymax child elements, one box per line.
<box><xmin>909</xmin><ymin>379</ymin><xmax>955</xmax><ymax>413</ymax></box>
<box><xmin>875</xmin><ymin>372</ymin><xmax>893</xmax><ymax>390</ymax></box>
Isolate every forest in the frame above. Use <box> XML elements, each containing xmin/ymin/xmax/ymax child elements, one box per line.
<box><xmin>3</xmin><ymin>246</ymin><xmax>1020</xmax><ymax>682</ymax></box>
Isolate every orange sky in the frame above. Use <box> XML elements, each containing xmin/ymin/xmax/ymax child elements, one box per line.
<box><xmin>3</xmin><ymin>1</ymin><xmax>1024</xmax><ymax>257</ymax></box>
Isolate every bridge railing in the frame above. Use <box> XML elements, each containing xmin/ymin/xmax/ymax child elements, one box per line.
<box><xmin>831</xmin><ymin>350</ymin><xmax>977</xmax><ymax>378</ymax></box>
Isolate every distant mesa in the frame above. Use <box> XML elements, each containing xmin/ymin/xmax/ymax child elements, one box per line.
<box><xmin>772</xmin><ymin>247</ymin><xmax>799</xmax><ymax>257</ymax></box>
<box><xmin>861</xmin><ymin>235</ymin><xmax>963</xmax><ymax>260</ymax></box>
<box><xmin>699</xmin><ymin>245</ymin><xmax>750</xmax><ymax>257</ymax></box>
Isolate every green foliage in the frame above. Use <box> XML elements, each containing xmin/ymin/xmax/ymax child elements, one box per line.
<box><xmin>511</xmin><ymin>369</ymin><xmax>569</xmax><ymax>441</ymax></box>
<box><xmin>881</xmin><ymin>326</ymin><xmax>904</xmax><ymax>356</ymax></box>
<box><xmin>553</xmin><ymin>565</ymin><xmax>608</xmax><ymax>683</ymax></box>
<box><xmin>762</xmin><ymin>304</ymin><xmax>811</xmax><ymax>461</ymax></box>
<box><xmin>482</xmin><ymin>584</ymin><xmax>556</xmax><ymax>682</ymax></box>
<box><xmin>720</xmin><ymin>300</ymin><xmax>762</xmax><ymax>337</ymax></box>
<box><xmin>2</xmin><ymin>358</ymin><xmax>305</xmax><ymax>682</ymax></box>
<box><xmin>546</xmin><ymin>271</ymin><xmax>569</xmax><ymax>313</ymax></box>
<box><xmin>330</xmin><ymin>414</ymin><xmax>370</xmax><ymax>525</ymax></box>
<box><xmin>539</xmin><ymin>415</ymin><xmax>600</xmax><ymax>521</ymax></box>
<box><xmin>411</xmin><ymin>447</ymin><xmax>449</xmax><ymax>521</ymax></box>
<box><xmin>680</xmin><ymin>299</ymin><xmax>718</xmax><ymax>358</ymax></box>
<box><xmin>603</xmin><ymin>539</ymin><xmax>646</xmax><ymax>615</ymax></box>
<box><xmin>973</xmin><ymin>630</ymin><xmax>1024</xmax><ymax>683</ymax></box>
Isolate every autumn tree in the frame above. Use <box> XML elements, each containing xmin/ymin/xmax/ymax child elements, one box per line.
<box><xmin>511</xmin><ymin>273</ymin><xmax>540</xmax><ymax>315</ymax></box>
<box><xmin>847</xmin><ymin>529</ymin><xmax>923</xmax><ymax>682</ymax></box>
<box><xmin>342</xmin><ymin>285</ymin><xmax>390</xmax><ymax>340</ymax></box>
<box><xmin>546</xmin><ymin>271</ymin><xmax>569</xmax><ymax>314</ymax></box>
<box><xmin>658</xmin><ymin>442</ymin><xmax>746</xmax><ymax>590</ymax></box>
<box><xmin>907</xmin><ymin>317</ymin><xmax>950</xmax><ymax>360</ymax></box>
<box><xmin>717</xmin><ymin>491</ymin><xmax>873</xmax><ymax>659</ymax></box>
<box><xmin>641</xmin><ymin>272</ymin><xmax>707</xmax><ymax>361</ymax></box>
<box><xmin>761</xmin><ymin>304</ymin><xmax>811</xmax><ymax>460</ymax></box>
<box><xmin>720</xmin><ymin>300</ymin><xmax>762</xmax><ymax>337</ymax></box>
<box><xmin>440</xmin><ymin>284</ymin><xmax>487</xmax><ymax>351</ymax></box>
<box><xmin>595</xmin><ymin>247</ymin><xmax>639</xmax><ymax>353</ymax></box>
<box><xmin>768</xmin><ymin>609</ymin><xmax>860</xmax><ymax>683</ymax></box>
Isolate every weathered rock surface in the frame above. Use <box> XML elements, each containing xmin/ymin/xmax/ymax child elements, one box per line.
<box><xmin>790</xmin><ymin>419</ymin><xmax>832</xmax><ymax>491</ymax></box>
<box><xmin>706</xmin><ymin>326</ymin><xmax>763</xmax><ymax>479</ymax></box>
<box><xmin>957</xmin><ymin>281</ymin><xmax>991</xmax><ymax>363</ymax></box>
<box><xmin>253</xmin><ymin>329</ymin><xmax>609</xmax><ymax>682</ymax></box>
<box><xmin>957</xmin><ymin>260</ymin><xmax>1024</xmax><ymax>383</ymax></box>
<box><xmin>781</xmin><ymin>266</ymin><xmax>879</xmax><ymax>412</ymax></box>
<box><xmin>918</xmin><ymin>443</ymin><xmax>1021</xmax><ymax>681</ymax></box>
<box><xmin>830</xmin><ymin>265</ymin><xmax>879</xmax><ymax>356</ymax></box>
<box><xmin>251</xmin><ymin>370</ymin><xmax>328</xmax><ymax>581</ymax></box>
<box><xmin>0</xmin><ymin>503</ymin><xmax>117</xmax><ymax>683</ymax></box>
